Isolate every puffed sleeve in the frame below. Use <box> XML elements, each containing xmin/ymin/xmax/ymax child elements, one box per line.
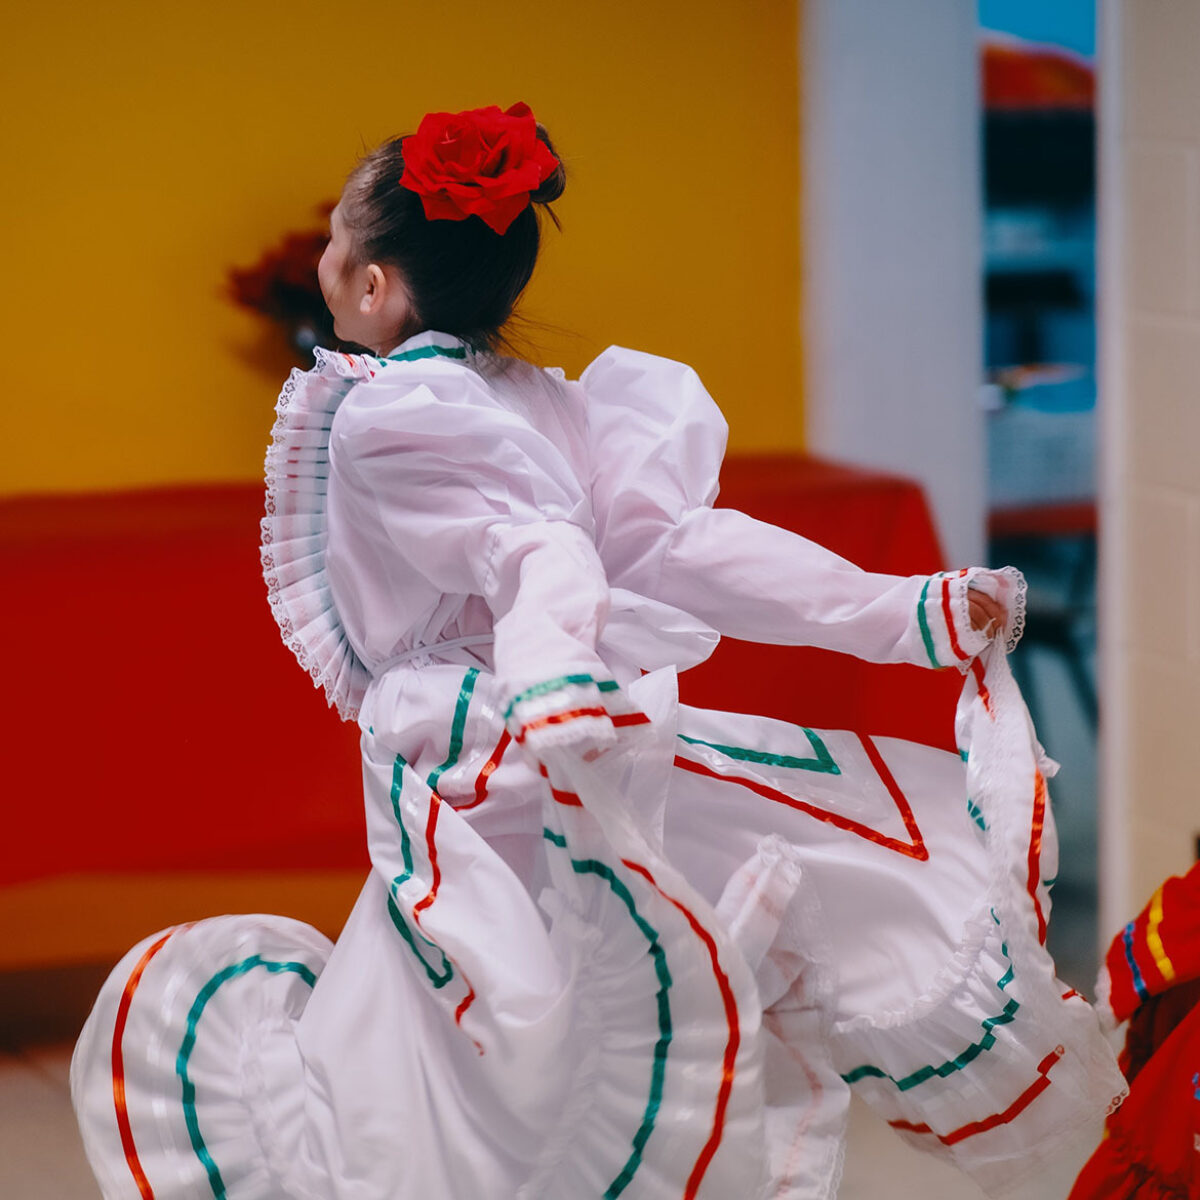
<box><xmin>332</xmin><ymin>363</ymin><xmax>621</xmax><ymax>750</ymax></box>
<box><xmin>583</xmin><ymin>347</ymin><xmax>728</xmax><ymax>587</ymax></box>
<box><xmin>584</xmin><ymin>347</ymin><xmax>1013</xmax><ymax>668</ymax></box>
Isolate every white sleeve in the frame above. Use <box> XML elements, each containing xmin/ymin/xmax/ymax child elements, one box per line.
<box><xmin>583</xmin><ymin>347</ymin><xmax>727</xmax><ymax>588</ymax></box>
<box><xmin>333</xmin><ymin>365</ymin><xmax>621</xmax><ymax>748</ymax></box>
<box><xmin>584</xmin><ymin>346</ymin><xmax>1002</xmax><ymax>669</ymax></box>
<box><xmin>659</xmin><ymin>507</ymin><xmax>1004</xmax><ymax>669</ymax></box>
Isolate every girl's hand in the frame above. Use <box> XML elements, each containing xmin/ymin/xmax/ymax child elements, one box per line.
<box><xmin>968</xmin><ymin>589</ymin><xmax>1008</xmax><ymax>639</ymax></box>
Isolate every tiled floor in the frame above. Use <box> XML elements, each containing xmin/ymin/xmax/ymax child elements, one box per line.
<box><xmin>0</xmin><ymin>1043</ymin><xmax>99</xmax><ymax>1199</ymax></box>
<box><xmin>1</xmin><ymin>1043</ymin><xmax>1099</xmax><ymax>1199</ymax></box>
<box><xmin>839</xmin><ymin>1094</ymin><xmax>1100</xmax><ymax>1200</ymax></box>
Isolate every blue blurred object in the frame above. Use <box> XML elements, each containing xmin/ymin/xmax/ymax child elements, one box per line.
<box><xmin>979</xmin><ymin>0</ymin><xmax>1095</xmax><ymax>58</ymax></box>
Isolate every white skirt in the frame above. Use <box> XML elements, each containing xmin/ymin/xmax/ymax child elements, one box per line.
<box><xmin>72</xmin><ymin>646</ymin><xmax>1124</xmax><ymax>1199</ymax></box>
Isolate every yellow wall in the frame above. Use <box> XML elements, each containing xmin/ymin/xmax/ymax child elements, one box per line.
<box><xmin>3</xmin><ymin>0</ymin><xmax>801</xmax><ymax>496</ymax></box>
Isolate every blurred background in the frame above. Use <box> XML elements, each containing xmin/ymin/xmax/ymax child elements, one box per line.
<box><xmin>3</xmin><ymin>0</ymin><xmax>1197</xmax><ymax>1196</ymax></box>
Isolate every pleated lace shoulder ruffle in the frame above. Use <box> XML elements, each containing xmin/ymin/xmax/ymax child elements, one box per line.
<box><xmin>261</xmin><ymin>349</ymin><xmax>375</xmax><ymax>721</ymax></box>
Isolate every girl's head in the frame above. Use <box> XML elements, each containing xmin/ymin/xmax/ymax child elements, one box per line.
<box><xmin>318</xmin><ymin>104</ymin><xmax>565</xmax><ymax>355</ymax></box>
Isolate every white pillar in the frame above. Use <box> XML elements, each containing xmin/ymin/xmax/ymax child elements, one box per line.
<box><xmin>1094</xmin><ymin>0</ymin><xmax>1129</xmax><ymax>943</ymax></box>
<box><xmin>802</xmin><ymin>0</ymin><xmax>986</xmax><ymax>566</ymax></box>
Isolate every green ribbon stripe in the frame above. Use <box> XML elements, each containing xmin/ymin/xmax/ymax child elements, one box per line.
<box><xmin>384</xmin><ymin>668</ymin><xmax>480</xmax><ymax>988</ymax></box>
<box><xmin>840</xmin><ymin>958</ymin><xmax>1018</xmax><ymax>1091</ymax></box>
<box><xmin>676</xmin><ymin>728</ymin><xmax>839</xmax><ymax>775</ymax></box>
<box><xmin>427</xmin><ymin>669</ymin><xmax>480</xmax><ymax>795</ymax></box>
<box><xmin>543</xmin><ymin>828</ymin><xmax>672</xmax><ymax>1199</ymax></box>
<box><xmin>996</xmin><ymin>956</ymin><xmax>1015</xmax><ymax>991</ymax></box>
<box><xmin>917</xmin><ymin>576</ymin><xmax>941</xmax><ymax>668</ymax></box>
<box><xmin>178</xmin><ymin>956</ymin><xmax>317</xmax><ymax>1199</ymax></box>
<box><xmin>385</xmin><ymin>894</ymin><xmax>453</xmax><ymax>987</ymax></box>
<box><xmin>386</xmin><ymin>751</ymin><xmax>453</xmax><ymax>986</ymax></box>
<box><xmin>384</xmin><ymin>344</ymin><xmax>468</xmax><ymax>363</ymax></box>
<box><xmin>503</xmin><ymin>675</ymin><xmax>619</xmax><ymax>722</ymax></box>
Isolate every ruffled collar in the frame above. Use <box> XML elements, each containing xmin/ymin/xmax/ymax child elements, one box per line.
<box><xmin>260</xmin><ymin>332</ymin><xmax>477</xmax><ymax>721</ymax></box>
<box><xmin>261</xmin><ymin>356</ymin><xmax>372</xmax><ymax>721</ymax></box>
<box><xmin>380</xmin><ymin>330</ymin><xmax>471</xmax><ymax>365</ymax></box>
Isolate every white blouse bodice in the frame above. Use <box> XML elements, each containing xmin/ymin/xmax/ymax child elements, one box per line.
<box><xmin>263</xmin><ymin>328</ymin><xmax>1020</xmax><ymax>738</ymax></box>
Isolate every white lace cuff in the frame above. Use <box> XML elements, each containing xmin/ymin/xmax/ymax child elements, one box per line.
<box><xmin>505</xmin><ymin>676</ymin><xmax>623</xmax><ymax>756</ymax></box>
<box><xmin>915</xmin><ymin>567</ymin><xmax>1027</xmax><ymax>671</ymax></box>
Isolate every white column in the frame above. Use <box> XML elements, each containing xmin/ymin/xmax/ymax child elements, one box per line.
<box><xmin>1095</xmin><ymin>0</ymin><xmax>1131</xmax><ymax>943</ymax></box>
<box><xmin>802</xmin><ymin>0</ymin><xmax>985</xmax><ymax>566</ymax></box>
<box><xmin>1097</xmin><ymin>0</ymin><xmax>1200</xmax><ymax>929</ymax></box>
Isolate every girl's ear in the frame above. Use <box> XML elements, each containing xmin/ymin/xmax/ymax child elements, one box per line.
<box><xmin>359</xmin><ymin>263</ymin><xmax>414</xmax><ymax>331</ymax></box>
<box><xmin>360</xmin><ymin>264</ymin><xmax>387</xmax><ymax>315</ymax></box>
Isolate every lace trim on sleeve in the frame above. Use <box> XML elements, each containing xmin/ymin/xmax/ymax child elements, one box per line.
<box><xmin>997</xmin><ymin>565</ymin><xmax>1028</xmax><ymax>653</ymax></box>
<box><xmin>261</xmin><ymin>349</ymin><xmax>375</xmax><ymax>721</ymax></box>
<box><xmin>919</xmin><ymin>566</ymin><xmax>1028</xmax><ymax>670</ymax></box>
<box><xmin>961</xmin><ymin>565</ymin><xmax>1027</xmax><ymax>655</ymax></box>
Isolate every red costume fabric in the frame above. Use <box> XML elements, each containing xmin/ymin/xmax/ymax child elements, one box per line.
<box><xmin>1070</xmin><ymin>864</ymin><xmax>1200</xmax><ymax>1199</ymax></box>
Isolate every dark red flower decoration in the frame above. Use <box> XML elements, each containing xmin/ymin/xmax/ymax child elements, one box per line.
<box><xmin>399</xmin><ymin>102</ymin><xmax>560</xmax><ymax>235</ymax></box>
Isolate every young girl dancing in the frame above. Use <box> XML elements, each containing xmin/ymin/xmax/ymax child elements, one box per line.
<box><xmin>72</xmin><ymin>102</ymin><xmax>1124</xmax><ymax>1200</ymax></box>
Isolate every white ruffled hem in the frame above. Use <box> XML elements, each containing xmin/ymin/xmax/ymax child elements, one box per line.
<box><xmin>824</xmin><ymin>642</ymin><xmax>1124</xmax><ymax>1196</ymax></box>
<box><xmin>71</xmin><ymin>916</ymin><xmax>333</xmax><ymax>1200</ymax></box>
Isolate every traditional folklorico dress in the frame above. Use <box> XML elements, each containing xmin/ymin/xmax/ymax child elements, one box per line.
<box><xmin>1069</xmin><ymin>863</ymin><xmax>1200</xmax><ymax>1199</ymax></box>
<box><xmin>72</xmin><ymin>331</ymin><xmax>1126</xmax><ymax>1200</ymax></box>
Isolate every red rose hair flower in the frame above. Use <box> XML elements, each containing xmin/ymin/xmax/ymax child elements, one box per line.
<box><xmin>399</xmin><ymin>102</ymin><xmax>560</xmax><ymax>235</ymax></box>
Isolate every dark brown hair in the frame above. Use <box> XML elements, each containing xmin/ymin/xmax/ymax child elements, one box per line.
<box><xmin>342</xmin><ymin>125</ymin><xmax>565</xmax><ymax>353</ymax></box>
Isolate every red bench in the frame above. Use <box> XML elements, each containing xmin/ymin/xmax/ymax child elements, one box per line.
<box><xmin>1</xmin><ymin>458</ymin><xmax>956</xmax><ymax>972</ymax></box>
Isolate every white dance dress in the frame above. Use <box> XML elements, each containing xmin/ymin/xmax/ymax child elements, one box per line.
<box><xmin>72</xmin><ymin>331</ymin><xmax>1125</xmax><ymax>1199</ymax></box>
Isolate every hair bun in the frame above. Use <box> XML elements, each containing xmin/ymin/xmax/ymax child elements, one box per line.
<box><xmin>531</xmin><ymin>124</ymin><xmax>566</xmax><ymax>205</ymax></box>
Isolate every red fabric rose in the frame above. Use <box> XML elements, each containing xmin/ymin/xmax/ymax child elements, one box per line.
<box><xmin>399</xmin><ymin>102</ymin><xmax>560</xmax><ymax>235</ymax></box>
